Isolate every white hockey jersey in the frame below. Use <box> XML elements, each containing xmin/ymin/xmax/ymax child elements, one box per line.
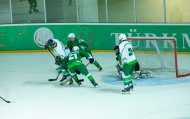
<box><xmin>119</xmin><ymin>40</ymin><xmax>137</xmax><ymax>65</ymax></box>
<box><xmin>52</xmin><ymin>39</ymin><xmax>70</xmax><ymax>59</ymax></box>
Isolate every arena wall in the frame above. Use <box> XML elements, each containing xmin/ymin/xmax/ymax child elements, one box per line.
<box><xmin>0</xmin><ymin>23</ymin><xmax>190</xmax><ymax>53</ymax></box>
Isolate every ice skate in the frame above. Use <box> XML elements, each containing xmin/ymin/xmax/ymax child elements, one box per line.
<box><xmin>60</xmin><ymin>76</ymin><xmax>71</xmax><ymax>85</ymax></box>
<box><xmin>98</xmin><ymin>67</ymin><xmax>103</xmax><ymax>71</ymax></box>
<box><xmin>121</xmin><ymin>86</ymin><xmax>130</xmax><ymax>94</ymax></box>
<box><xmin>68</xmin><ymin>79</ymin><xmax>74</xmax><ymax>85</ymax></box>
<box><xmin>60</xmin><ymin>75</ymin><xmax>66</xmax><ymax>82</ymax></box>
<box><xmin>129</xmin><ymin>83</ymin><xmax>134</xmax><ymax>90</ymax></box>
<box><xmin>91</xmin><ymin>80</ymin><xmax>98</xmax><ymax>87</ymax></box>
<box><xmin>60</xmin><ymin>79</ymin><xmax>70</xmax><ymax>85</ymax></box>
<box><xmin>33</xmin><ymin>9</ymin><xmax>39</xmax><ymax>13</ymax></box>
<box><xmin>76</xmin><ymin>79</ymin><xmax>83</xmax><ymax>86</ymax></box>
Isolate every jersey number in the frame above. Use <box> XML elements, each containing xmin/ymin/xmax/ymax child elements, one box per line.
<box><xmin>69</xmin><ymin>54</ymin><xmax>77</xmax><ymax>60</ymax></box>
<box><xmin>128</xmin><ymin>48</ymin><xmax>133</xmax><ymax>56</ymax></box>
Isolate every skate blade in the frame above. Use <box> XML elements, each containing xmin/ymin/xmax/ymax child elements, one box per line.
<box><xmin>121</xmin><ymin>91</ymin><xmax>131</xmax><ymax>94</ymax></box>
<box><xmin>79</xmin><ymin>84</ymin><xmax>83</xmax><ymax>87</ymax></box>
<box><xmin>60</xmin><ymin>79</ymin><xmax>70</xmax><ymax>85</ymax></box>
<box><xmin>60</xmin><ymin>82</ymin><xmax>66</xmax><ymax>85</ymax></box>
<box><xmin>48</xmin><ymin>79</ymin><xmax>57</xmax><ymax>81</ymax></box>
<box><xmin>93</xmin><ymin>85</ymin><xmax>98</xmax><ymax>88</ymax></box>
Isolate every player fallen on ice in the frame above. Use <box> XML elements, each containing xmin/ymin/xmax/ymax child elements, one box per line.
<box><xmin>66</xmin><ymin>46</ymin><xmax>98</xmax><ymax>87</ymax></box>
<box><xmin>67</xmin><ymin>33</ymin><xmax>102</xmax><ymax>71</ymax></box>
<box><xmin>45</xmin><ymin>39</ymin><xmax>73</xmax><ymax>85</ymax></box>
<box><xmin>118</xmin><ymin>33</ymin><xmax>138</xmax><ymax>93</ymax></box>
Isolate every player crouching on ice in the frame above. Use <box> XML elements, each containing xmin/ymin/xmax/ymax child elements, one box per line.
<box><xmin>117</xmin><ymin>33</ymin><xmax>138</xmax><ymax>93</ymax></box>
<box><xmin>66</xmin><ymin>46</ymin><xmax>98</xmax><ymax>87</ymax></box>
<box><xmin>67</xmin><ymin>33</ymin><xmax>102</xmax><ymax>71</ymax></box>
<box><xmin>45</xmin><ymin>39</ymin><xmax>74</xmax><ymax>85</ymax></box>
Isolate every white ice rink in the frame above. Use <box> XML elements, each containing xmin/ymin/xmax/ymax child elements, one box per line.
<box><xmin>0</xmin><ymin>52</ymin><xmax>190</xmax><ymax>119</ymax></box>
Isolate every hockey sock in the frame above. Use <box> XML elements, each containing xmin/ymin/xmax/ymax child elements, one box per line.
<box><xmin>123</xmin><ymin>75</ymin><xmax>132</xmax><ymax>86</ymax></box>
<box><xmin>63</xmin><ymin>70</ymin><xmax>70</xmax><ymax>78</ymax></box>
<box><xmin>87</xmin><ymin>74</ymin><xmax>98</xmax><ymax>87</ymax></box>
<box><xmin>56</xmin><ymin>67</ymin><xmax>62</xmax><ymax>74</ymax></box>
<box><xmin>87</xmin><ymin>73</ymin><xmax>95</xmax><ymax>82</ymax></box>
<box><xmin>72</xmin><ymin>74</ymin><xmax>79</xmax><ymax>82</ymax></box>
<box><xmin>93</xmin><ymin>60</ymin><xmax>102</xmax><ymax>70</ymax></box>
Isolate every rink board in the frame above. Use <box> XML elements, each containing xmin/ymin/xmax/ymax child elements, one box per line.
<box><xmin>0</xmin><ymin>23</ymin><xmax>190</xmax><ymax>52</ymax></box>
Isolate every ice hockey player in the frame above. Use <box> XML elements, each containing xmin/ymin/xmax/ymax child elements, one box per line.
<box><xmin>66</xmin><ymin>46</ymin><xmax>98</xmax><ymax>87</ymax></box>
<box><xmin>45</xmin><ymin>39</ymin><xmax>73</xmax><ymax>85</ymax></box>
<box><xmin>114</xmin><ymin>45</ymin><xmax>152</xmax><ymax>79</ymax></box>
<box><xmin>28</xmin><ymin>0</ymin><xmax>39</xmax><ymax>14</ymax></box>
<box><xmin>67</xmin><ymin>33</ymin><xmax>102</xmax><ymax>71</ymax></box>
<box><xmin>114</xmin><ymin>45</ymin><xmax>140</xmax><ymax>79</ymax></box>
<box><xmin>118</xmin><ymin>33</ymin><xmax>138</xmax><ymax>93</ymax></box>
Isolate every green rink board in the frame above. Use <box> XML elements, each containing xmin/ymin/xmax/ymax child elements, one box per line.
<box><xmin>0</xmin><ymin>24</ymin><xmax>190</xmax><ymax>52</ymax></box>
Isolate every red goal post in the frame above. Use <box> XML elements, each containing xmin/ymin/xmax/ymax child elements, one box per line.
<box><xmin>126</xmin><ymin>37</ymin><xmax>190</xmax><ymax>78</ymax></box>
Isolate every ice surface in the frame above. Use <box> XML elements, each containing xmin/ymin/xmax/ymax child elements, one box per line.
<box><xmin>0</xmin><ymin>52</ymin><xmax>190</xmax><ymax>119</ymax></box>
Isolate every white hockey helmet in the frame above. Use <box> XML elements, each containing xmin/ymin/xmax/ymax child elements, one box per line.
<box><xmin>68</xmin><ymin>33</ymin><xmax>75</xmax><ymax>41</ymax></box>
<box><xmin>68</xmin><ymin>33</ymin><xmax>75</xmax><ymax>38</ymax></box>
<box><xmin>118</xmin><ymin>33</ymin><xmax>127</xmax><ymax>41</ymax></box>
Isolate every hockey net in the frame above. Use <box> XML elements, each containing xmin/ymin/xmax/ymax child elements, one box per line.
<box><xmin>127</xmin><ymin>37</ymin><xmax>190</xmax><ymax>78</ymax></box>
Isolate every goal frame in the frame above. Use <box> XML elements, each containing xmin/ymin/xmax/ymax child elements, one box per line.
<box><xmin>127</xmin><ymin>37</ymin><xmax>190</xmax><ymax>78</ymax></box>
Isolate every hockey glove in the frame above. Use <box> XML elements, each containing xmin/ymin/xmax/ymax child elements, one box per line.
<box><xmin>45</xmin><ymin>44</ymin><xmax>49</xmax><ymax>49</ymax></box>
<box><xmin>75</xmin><ymin>70</ymin><xmax>81</xmax><ymax>74</ymax></box>
<box><xmin>89</xmin><ymin>58</ymin><xmax>94</xmax><ymax>63</ymax></box>
<box><xmin>55</xmin><ymin>56</ymin><xmax>62</xmax><ymax>65</ymax></box>
<box><xmin>45</xmin><ymin>39</ymin><xmax>54</xmax><ymax>49</ymax></box>
<box><xmin>114</xmin><ymin>45</ymin><xmax>119</xmax><ymax>56</ymax></box>
<box><xmin>114</xmin><ymin>45</ymin><xmax>119</xmax><ymax>50</ymax></box>
<box><xmin>116</xmin><ymin>56</ymin><xmax>119</xmax><ymax>61</ymax></box>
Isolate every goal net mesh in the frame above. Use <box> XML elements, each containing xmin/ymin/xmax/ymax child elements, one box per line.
<box><xmin>127</xmin><ymin>37</ymin><xmax>190</xmax><ymax>78</ymax></box>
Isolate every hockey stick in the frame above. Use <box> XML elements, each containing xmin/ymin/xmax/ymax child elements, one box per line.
<box><xmin>132</xmin><ymin>71</ymin><xmax>152</xmax><ymax>79</ymax></box>
<box><xmin>47</xmin><ymin>47</ymin><xmax>63</xmax><ymax>66</ymax></box>
<box><xmin>47</xmin><ymin>48</ymin><xmax>62</xmax><ymax>81</ymax></box>
<box><xmin>0</xmin><ymin>96</ymin><xmax>11</xmax><ymax>103</ymax></box>
<box><xmin>132</xmin><ymin>71</ymin><xmax>141</xmax><ymax>79</ymax></box>
<box><xmin>48</xmin><ymin>73</ymin><xmax>60</xmax><ymax>81</ymax></box>
<box><xmin>48</xmin><ymin>47</ymin><xmax>89</xmax><ymax>67</ymax></box>
<box><xmin>86</xmin><ymin>62</ymin><xmax>90</xmax><ymax>67</ymax></box>
<box><xmin>47</xmin><ymin>48</ymin><xmax>56</xmax><ymax>58</ymax></box>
